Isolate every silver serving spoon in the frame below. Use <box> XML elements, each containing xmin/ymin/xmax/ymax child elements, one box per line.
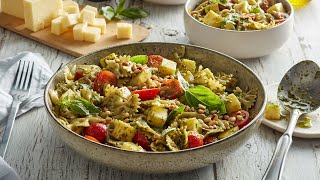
<box><xmin>263</xmin><ymin>60</ymin><xmax>320</xmax><ymax>179</ymax></box>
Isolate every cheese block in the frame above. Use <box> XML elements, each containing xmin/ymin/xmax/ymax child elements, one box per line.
<box><xmin>24</xmin><ymin>0</ymin><xmax>63</xmax><ymax>32</ymax></box>
<box><xmin>90</xmin><ymin>18</ymin><xmax>107</xmax><ymax>34</ymax></box>
<box><xmin>61</xmin><ymin>14</ymin><xmax>79</xmax><ymax>29</ymax></box>
<box><xmin>56</xmin><ymin>9</ymin><xmax>68</xmax><ymax>17</ymax></box>
<box><xmin>116</xmin><ymin>23</ymin><xmax>132</xmax><ymax>39</ymax></box>
<box><xmin>51</xmin><ymin>16</ymin><xmax>69</xmax><ymax>35</ymax></box>
<box><xmin>80</xmin><ymin>9</ymin><xmax>96</xmax><ymax>24</ymax></box>
<box><xmin>83</xmin><ymin>5</ymin><xmax>98</xmax><ymax>14</ymax></box>
<box><xmin>63</xmin><ymin>1</ymin><xmax>79</xmax><ymax>14</ymax></box>
<box><xmin>84</xmin><ymin>27</ymin><xmax>101</xmax><ymax>43</ymax></box>
<box><xmin>1</xmin><ymin>0</ymin><xmax>25</xmax><ymax>19</ymax></box>
<box><xmin>73</xmin><ymin>23</ymin><xmax>87</xmax><ymax>41</ymax></box>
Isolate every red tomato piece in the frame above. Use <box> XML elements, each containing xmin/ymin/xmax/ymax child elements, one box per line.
<box><xmin>147</xmin><ymin>55</ymin><xmax>163</xmax><ymax>68</ymax></box>
<box><xmin>261</xmin><ymin>0</ymin><xmax>269</xmax><ymax>12</ymax></box>
<box><xmin>133</xmin><ymin>88</ymin><xmax>159</xmax><ymax>101</ymax></box>
<box><xmin>74</xmin><ymin>69</ymin><xmax>84</xmax><ymax>81</ymax></box>
<box><xmin>93</xmin><ymin>70</ymin><xmax>117</xmax><ymax>95</ymax></box>
<box><xmin>84</xmin><ymin>135</ymin><xmax>100</xmax><ymax>143</ymax></box>
<box><xmin>203</xmin><ymin>137</ymin><xmax>217</xmax><ymax>145</ymax></box>
<box><xmin>84</xmin><ymin>123</ymin><xmax>108</xmax><ymax>142</ymax></box>
<box><xmin>235</xmin><ymin>110</ymin><xmax>250</xmax><ymax>129</ymax></box>
<box><xmin>133</xmin><ymin>132</ymin><xmax>151</xmax><ymax>151</ymax></box>
<box><xmin>188</xmin><ymin>131</ymin><xmax>203</xmax><ymax>148</ymax></box>
<box><xmin>159</xmin><ymin>79</ymin><xmax>182</xmax><ymax>100</ymax></box>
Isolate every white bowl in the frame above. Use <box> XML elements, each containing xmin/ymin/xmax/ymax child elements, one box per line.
<box><xmin>144</xmin><ymin>0</ymin><xmax>186</xmax><ymax>5</ymax></box>
<box><xmin>184</xmin><ymin>0</ymin><xmax>294</xmax><ymax>59</ymax></box>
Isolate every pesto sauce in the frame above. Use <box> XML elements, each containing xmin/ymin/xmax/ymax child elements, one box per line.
<box><xmin>297</xmin><ymin>117</ymin><xmax>312</xmax><ymax>129</ymax></box>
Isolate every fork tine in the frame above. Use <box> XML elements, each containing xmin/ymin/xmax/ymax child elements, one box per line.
<box><xmin>18</xmin><ymin>60</ymin><xmax>28</xmax><ymax>90</ymax></box>
<box><xmin>13</xmin><ymin>60</ymin><xmax>23</xmax><ymax>89</ymax></box>
<box><xmin>25</xmin><ymin>61</ymin><xmax>34</xmax><ymax>90</ymax></box>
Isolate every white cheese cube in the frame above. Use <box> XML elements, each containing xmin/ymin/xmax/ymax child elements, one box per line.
<box><xmin>73</xmin><ymin>23</ymin><xmax>87</xmax><ymax>41</ymax></box>
<box><xmin>84</xmin><ymin>26</ymin><xmax>101</xmax><ymax>42</ymax></box>
<box><xmin>90</xmin><ymin>18</ymin><xmax>107</xmax><ymax>34</ymax></box>
<box><xmin>51</xmin><ymin>16</ymin><xmax>69</xmax><ymax>35</ymax></box>
<box><xmin>119</xmin><ymin>87</ymin><xmax>132</xmax><ymax>99</ymax></box>
<box><xmin>1</xmin><ymin>0</ymin><xmax>25</xmax><ymax>19</ymax></box>
<box><xmin>116</xmin><ymin>23</ymin><xmax>132</xmax><ymax>39</ymax></box>
<box><xmin>83</xmin><ymin>5</ymin><xmax>98</xmax><ymax>14</ymax></box>
<box><xmin>80</xmin><ymin>9</ymin><xmax>96</xmax><ymax>24</ymax></box>
<box><xmin>61</xmin><ymin>14</ymin><xmax>79</xmax><ymax>29</ymax></box>
<box><xmin>24</xmin><ymin>0</ymin><xmax>63</xmax><ymax>32</ymax></box>
<box><xmin>158</xmin><ymin>58</ymin><xmax>177</xmax><ymax>76</ymax></box>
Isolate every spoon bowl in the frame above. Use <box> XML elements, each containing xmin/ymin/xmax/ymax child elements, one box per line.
<box><xmin>263</xmin><ymin>60</ymin><xmax>320</xmax><ymax>180</ymax></box>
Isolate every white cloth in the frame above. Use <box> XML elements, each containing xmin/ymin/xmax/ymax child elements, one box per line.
<box><xmin>0</xmin><ymin>52</ymin><xmax>53</xmax><ymax>180</ymax></box>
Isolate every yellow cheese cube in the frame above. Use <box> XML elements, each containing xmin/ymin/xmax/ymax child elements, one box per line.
<box><xmin>63</xmin><ymin>5</ymin><xmax>79</xmax><ymax>14</ymax></box>
<box><xmin>56</xmin><ymin>9</ymin><xmax>68</xmax><ymax>16</ymax></box>
<box><xmin>90</xmin><ymin>18</ymin><xmax>107</xmax><ymax>34</ymax></box>
<box><xmin>80</xmin><ymin>9</ymin><xmax>96</xmax><ymax>24</ymax></box>
<box><xmin>73</xmin><ymin>23</ymin><xmax>87</xmax><ymax>41</ymax></box>
<box><xmin>83</xmin><ymin>5</ymin><xmax>98</xmax><ymax>14</ymax></box>
<box><xmin>24</xmin><ymin>0</ymin><xmax>63</xmax><ymax>32</ymax></box>
<box><xmin>61</xmin><ymin>14</ymin><xmax>79</xmax><ymax>29</ymax></box>
<box><xmin>1</xmin><ymin>0</ymin><xmax>25</xmax><ymax>19</ymax></box>
<box><xmin>51</xmin><ymin>16</ymin><xmax>69</xmax><ymax>35</ymax></box>
<box><xmin>116</xmin><ymin>23</ymin><xmax>132</xmax><ymax>39</ymax></box>
<box><xmin>63</xmin><ymin>0</ymin><xmax>77</xmax><ymax>6</ymax></box>
<box><xmin>84</xmin><ymin>27</ymin><xmax>101</xmax><ymax>42</ymax></box>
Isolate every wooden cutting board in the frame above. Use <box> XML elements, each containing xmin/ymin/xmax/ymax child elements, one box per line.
<box><xmin>0</xmin><ymin>8</ymin><xmax>150</xmax><ymax>57</ymax></box>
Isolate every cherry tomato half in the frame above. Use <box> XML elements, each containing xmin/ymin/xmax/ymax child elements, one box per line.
<box><xmin>84</xmin><ymin>123</ymin><xmax>108</xmax><ymax>142</ymax></box>
<box><xmin>93</xmin><ymin>70</ymin><xmax>117</xmax><ymax>95</ymax></box>
<box><xmin>133</xmin><ymin>88</ymin><xmax>159</xmax><ymax>101</ymax></box>
<box><xmin>84</xmin><ymin>135</ymin><xmax>100</xmax><ymax>143</ymax></box>
<box><xmin>133</xmin><ymin>132</ymin><xmax>151</xmax><ymax>151</ymax></box>
<box><xmin>203</xmin><ymin>137</ymin><xmax>217</xmax><ymax>145</ymax></box>
<box><xmin>235</xmin><ymin>110</ymin><xmax>250</xmax><ymax>129</ymax></box>
<box><xmin>147</xmin><ymin>55</ymin><xmax>163</xmax><ymax>68</ymax></box>
<box><xmin>159</xmin><ymin>79</ymin><xmax>182</xmax><ymax>100</ymax></box>
<box><xmin>188</xmin><ymin>131</ymin><xmax>203</xmax><ymax>148</ymax></box>
<box><xmin>74</xmin><ymin>69</ymin><xmax>84</xmax><ymax>81</ymax></box>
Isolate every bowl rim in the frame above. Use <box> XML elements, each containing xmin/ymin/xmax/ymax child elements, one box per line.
<box><xmin>44</xmin><ymin>42</ymin><xmax>267</xmax><ymax>155</ymax></box>
<box><xmin>184</xmin><ymin>0</ymin><xmax>294</xmax><ymax>33</ymax></box>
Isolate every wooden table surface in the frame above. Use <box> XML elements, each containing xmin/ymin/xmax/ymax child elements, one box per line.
<box><xmin>0</xmin><ymin>0</ymin><xmax>319</xmax><ymax>180</ymax></box>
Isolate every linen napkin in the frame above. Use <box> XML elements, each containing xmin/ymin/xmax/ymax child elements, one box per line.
<box><xmin>0</xmin><ymin>52</ymin><xmax>53</xmax><ymax>180</ymax></box>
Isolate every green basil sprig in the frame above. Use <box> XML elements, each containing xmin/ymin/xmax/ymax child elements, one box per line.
<box><xmin>177</xmin><ymin>71</ymin><xmax>226</xmax><ymax>114</ymax></box>
<box><xmin>130</xmin><ymin>55</ymin><xmax>148</xmax><ymax>64</ymax></box>
<box><xmin>100</xmin><ymin>0</ymin><xmax>149</xmax><ymax>21</ymax></box>
<box><xmin>61</xmin><ymin>97</ymin><xmax>99</xmax><ymax>115</ymax></box>
<box><xmin>166</xmin><ymin>105</ymin><xmax>185</xmax><ymax>124</ymax></box>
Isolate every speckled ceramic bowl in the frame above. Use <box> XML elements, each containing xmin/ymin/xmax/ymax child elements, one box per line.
<box><xmin>44</xmin><ymin>43</ymin><xmax>267</xmax><ymax>174</ymax></box>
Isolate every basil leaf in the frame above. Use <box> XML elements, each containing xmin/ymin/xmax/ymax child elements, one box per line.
<box><xmin>251</xmin><ymin>8</ymin><xmax>260</xmax><ymax>14</ymax></box>
<box><xmin>166</xmin><ymin>106</ymin><xmax>185</xmax><ymax>125</ymax></box>
<box><xmin>177</xmin><ymin>71</ymin><xmax>189</xmax><ymax>92</ymax></box>
<box><xmin>66</xmin><ymin>98</ymin><xmax>99</xmax><ymax>115</ymax></box>
<box><xmin>185</xmin><ymin>85</ymin><xmax>226</xmax><ymax>114</ymax></box>
<box><xmin>130</xmin><ymin>55</ymin><xmax>148</xmax><ymax>64</ymax></box>
<box><xmin>116</xmin><ymin>0</ymin><xmax>126</xmax><ymax>13</ymax></box>
<box><xmin>100</xmin><ymin>6</ymin><xmax>116</xmax><ymax>21</ymax></box>
<box><xmin>119</xmin><ymin>7</ymin><xmax>149</xmax><ymax>19</ymax></box>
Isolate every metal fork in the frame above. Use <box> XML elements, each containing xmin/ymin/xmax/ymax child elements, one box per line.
<box><xmin>0</xmin><ymin>60</ymin><xmax>34</xmax><ymax>158</ymax></box>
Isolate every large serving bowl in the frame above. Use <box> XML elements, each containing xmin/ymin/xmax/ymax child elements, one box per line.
<box><xmin>44</xmin><ymin>42</ymin><xmax>267</xmax><ymax>173</ymax></box>
<box><xmin>184</xmin><ymin>0</ymin><xmax>294</xmax><ymax>59</ymax></box>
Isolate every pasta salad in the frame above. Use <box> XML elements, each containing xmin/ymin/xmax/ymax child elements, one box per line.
<box><xmin>190</xmin><ymin>0</ymin><xmax>289</xmax><ymax>31</ymax></box>
<box><xmin>49</xmin><ymin>52</ymin><xmax>257</xmax><ymax>152</ymax></box>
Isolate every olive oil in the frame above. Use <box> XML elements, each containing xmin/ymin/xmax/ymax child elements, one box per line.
<box><xmin>289</xmin><ymin>0</ymin><xmax>310</xmax><ymax>9</ymax></box>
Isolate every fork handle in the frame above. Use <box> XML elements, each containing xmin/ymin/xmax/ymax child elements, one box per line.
<box><xmin>0</xmin><ymin>98</ymin><xmax>21</xmax><ymax>158</ymax></box>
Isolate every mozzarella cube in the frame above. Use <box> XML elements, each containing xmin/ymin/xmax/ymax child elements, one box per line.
<box><xmin>158</xmin><ymin>58</ymin><xmax>177</xmax><ymax>76</ymax></box>
<box><xmin>51</xmin><ymin>16</ymin><xmax>68</xmax><ymax>35</ymax></box>
<box><xmin>90</xmin><ymin>18</ymin><xmax>107</xmax><ymax>34</ymax></box>
<box><xmin>24</xmin><ymin>0</ymin><xmax>63</xmax><ymax>32</ymax></box>
<box><xmin>80</xmin><ymin>9</ymin><xmax>96</xmax><ymax>24</ymax></box>
<box><xmin>84</xmin><ymin>26</ymin><xmax>101</xmax><ymax>42</ymax></box>
<box><xmin>83</xmin><ymin>5</ymin><xmax>98</xmax><ymax>14</ymax></box>
<box><xmin>61</xmin><ymin>14</ymin><xmax>79</xmax><ymax>29</ymax></box>
<box><xmin>116</xmin><ymin>23</ymin><xmax>132</xmax><ymax>39</ymax></box>
<box><xmin>56</xmin><ymin>9</ymin><xmax>68</xmax><ymax>16</ymax></box>
<box><xmin>73</xmin><ymin>23</ymin><xmax>87</xmax><ymax>41</ymax></box>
